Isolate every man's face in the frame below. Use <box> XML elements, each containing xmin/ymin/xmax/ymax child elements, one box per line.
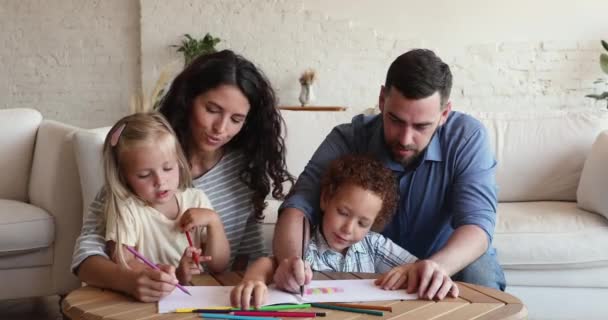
<box><xmin>379</xmin><ymin>86</ymin><xmax>451</xmax><ymax>168</ymax></box>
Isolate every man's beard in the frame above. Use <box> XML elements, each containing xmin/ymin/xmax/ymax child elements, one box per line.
<box><xmin>392</xmin><ymin>145</ymin><xmax>423</xmax><ymax>168</ymax></box>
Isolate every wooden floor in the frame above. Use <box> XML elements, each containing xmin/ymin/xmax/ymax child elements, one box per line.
<box><xmin>0</xmin><ymin>295</ymin><xmax>64</xmax><ymax>320</ymax></box>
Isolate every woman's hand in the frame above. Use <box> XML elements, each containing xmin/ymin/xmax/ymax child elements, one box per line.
<box><xmin>230</xmin><ymin>279</ymin><xmax>268</xmax><ymax>310</ymax></box>
<box><xmin>180</xmin><ymin>208</ymin><xmax>220</xmax><ymax>232</ymax></box>
<box><xmin>375</xmin><ymin>260</ymin><xmax>459</xmax><ymax>300</ymax></box>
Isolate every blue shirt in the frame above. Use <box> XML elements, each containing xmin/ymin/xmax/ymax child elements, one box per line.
<box><xmin>280</xmin><ymin>112</ymin><xmax>498</xmax><ymax>259</ymax></box>
<box><xmin>306</xmin><ymin>227</ymin><xmax>417</xmax><ymax>273</ymax></box>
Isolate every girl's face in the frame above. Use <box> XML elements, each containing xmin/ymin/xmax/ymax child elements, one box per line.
<box><xmin>320</xmin><ymin>183</ymin><xmax>383</xmax><ymax>254</ymax></box>
<box><xmin>120</xmin><ymin>139</ymin><xmax>180</xmax><ymax>208</ymax></box>
<box><xmin>190</xmin><ymin>84</ymin><xmax>250</xmax><ymax>157</ymax></box>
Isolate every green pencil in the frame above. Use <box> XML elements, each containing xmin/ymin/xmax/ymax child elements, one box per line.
<box><xmin>310</xmin><ymin>303</ymin><xmax>384</xmax><ymax>316</ymax></box>
<box><xmin>237</xmin><ymin>304</ymin><xmax>312</xmax><ymax>311</ymax></box>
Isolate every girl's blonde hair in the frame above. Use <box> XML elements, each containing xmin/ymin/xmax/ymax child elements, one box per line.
<box><xmin>102</xmin><ymin>112</ymin><xmax>192</xmax><ymax>267</ymax></box>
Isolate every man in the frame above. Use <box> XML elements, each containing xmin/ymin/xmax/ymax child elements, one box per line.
<box><xmin>272</xmin><ymin>49</ymin><xmax>504</xmax><ymax>300</ymax></box>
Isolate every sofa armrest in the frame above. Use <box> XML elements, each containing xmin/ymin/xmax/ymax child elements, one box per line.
<box><xmin>577</xmin><ymin>130</ymin><xmax>608</xmax><ymax>220</ymax></box>
<box><xmin>28</xmin><ymin>120</ymin><xmax>83</xmax><ymax>294</ymax></box>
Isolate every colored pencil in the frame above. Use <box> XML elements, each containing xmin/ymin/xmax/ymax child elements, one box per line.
<box><xmin>256</xmin><ymin>304</ymin><xmax>312</xmax><ymax>311</ymax></box>
<box><xmin>176</xmin><ymin>309</ymin><xmax>232</xmax><ymax>314</ymax></box>
<box><xmin>185</xmin><ymin>230</ymin><xmax>201</xmax><ymax>266</ymax></box>
<box><xmin>326</xmin><ymin>303</ymin><xmax>392</xmax><ymax>312</ymax></box>
<box><xmin>199</xmin><ymin>313</ymin><xmax>275</xmax><ymax>320</ymax></box>
<box><xmin>233</xmin><ymin>311</ymin><xmax>321</xmax><ymax>317</ymax></box>
<box><xmin>125</xmin><ymin>246</ymin><xmax>191</xmax><ymax>296</ymax></box>
<box><xmin>310</xmin><ymin>303</ymin><xmax>384</xmax><ymax>316</ymax></box>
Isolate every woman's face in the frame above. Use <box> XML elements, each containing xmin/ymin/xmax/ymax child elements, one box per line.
<box><xmin>190</xmin><ymin>84</ymin><xmax>250</xmax><ymax>156</ymax></box>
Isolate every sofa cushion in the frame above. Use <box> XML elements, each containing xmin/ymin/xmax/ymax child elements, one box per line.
<box><xmin>72</xmin><ymin>127</ymin><xmax>110</xmax><ymax>218</ymax></box>
<box><xmin>471</xmin><ymin>110</ymin><xmax>608</xmax><ymax>202</ymax></box>
<box><xmin>577</xmin><ymin>130</ymin><xmax>608</xmax><ymax>220</ymax></box>
<box><xmin>0</xmin><ymin>199</ymin><xmax>54</xmax><ymax>255</ymax></box>
<box><xmin>0</xmin><ymin>108</ymin><xmax>42</xmax><ymax>201</ymax></box>
<box><xmin>494</xmin><ymin>201</ymin><xmax>608</xmax><ymax>269</ymax></box>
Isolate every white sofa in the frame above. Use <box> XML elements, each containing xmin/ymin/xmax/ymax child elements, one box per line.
<box><xmin>0</xmin><ymin>108</ymin><xmax>82</xmax><ymax>300</ymax></box>
<box><xmin>70</xmin><ymin>109</ymin><xmax>608</xmax><ymax>320</ymax></box>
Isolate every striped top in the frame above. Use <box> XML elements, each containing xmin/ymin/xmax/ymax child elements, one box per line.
<box><xmin>71</xmin><ymin>151</ymin><xmax>265</xmax><ymax>273</ymax></box>
<box><xmin>305</xmin><ymin>227</ymin><xmax>417</xmax><ymax>273</ymax></box>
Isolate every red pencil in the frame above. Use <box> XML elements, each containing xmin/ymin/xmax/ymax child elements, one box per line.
<box><xmin>185</xmin><ymin>231</ymin><xmax>200</xmax><ymax>266</ymax></box>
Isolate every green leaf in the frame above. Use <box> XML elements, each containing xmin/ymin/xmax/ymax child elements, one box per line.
<box><xmin>586</xmin><ymin>92</ymin><xmax>608</xmax><ymax>100</ymax></box>
<box><xmin>601</xmin><ymin>53</ymin><xmax>608</xmax><ymax>74</ymax></box>
<box><xmin>602</xmin><ymin>40</ymin><xmax>608</xmax><ymax>52</ymax></box>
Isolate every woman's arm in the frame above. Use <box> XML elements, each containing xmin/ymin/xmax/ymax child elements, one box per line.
<box><xmin>200</xmin><ymin>210</ymin><xmax>230</xmax><ymax>272</ymax></box>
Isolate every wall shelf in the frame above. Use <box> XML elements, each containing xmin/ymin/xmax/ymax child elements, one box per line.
<box><xmin>278</xmin><ymin>106</ymin><xmax>347</xmax><ymax>112</ymax></box>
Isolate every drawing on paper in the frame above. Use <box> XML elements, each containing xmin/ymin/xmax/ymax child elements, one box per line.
<box><xmin>305</xmin><ymin>287</ymin><xmax>345</xmax><ymax>295</ymax></box>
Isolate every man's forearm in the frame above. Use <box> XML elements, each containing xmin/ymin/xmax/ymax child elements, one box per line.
<box><xmin>272</xmin><ymin>208</ymin><xmax>310</xmax><ymax>261</ymax></box>
<box><xmin>428</xmin><ymin>225</ymin><xmax>488</xmax><ymax>275</ymax></box>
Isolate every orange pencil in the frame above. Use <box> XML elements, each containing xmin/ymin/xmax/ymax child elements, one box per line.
<box><xmin>326</xmin><ymin>303</ymin><xmax>392</xmax><ymax>312</ymax></box>
<box><xmin>185</xmin><ymin>231</ymin><xmax>200</xmax><ymax>266</ymax></box>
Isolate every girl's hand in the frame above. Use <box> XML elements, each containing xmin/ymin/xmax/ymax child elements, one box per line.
<box><xmin>230</xmin><ymin>279</ymin><xmax>268</xmax><ymax>310</ymax></box>
<box><xmin>180</xmin><ymin>208</ymin><xmax>219</xmax><ymax>232</ymax></box>
<box><xmin>128</xmin><ymin>264</ymin><xmax>178</xmax><ymax>302</ymax></box>
<box><xmin>176</xmin><ymin>247</ymin><xmax>207</xmax><ymax>285</ymax></box>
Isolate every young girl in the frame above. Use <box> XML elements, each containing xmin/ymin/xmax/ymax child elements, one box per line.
<box><xmin>103</xmin><ymin>112</ymin><xmax>230</xmax><ymax>285</ymax></box>
<box><xmin>231</xmin><ymin>155</ymin><xmax>456</xmax><ymax>309</ymax></box>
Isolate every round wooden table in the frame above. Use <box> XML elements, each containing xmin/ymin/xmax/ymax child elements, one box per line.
<box><xmin>62</xmin><ymin>272</ymin><xmax>527</xmax><ymax>320</ymax></box>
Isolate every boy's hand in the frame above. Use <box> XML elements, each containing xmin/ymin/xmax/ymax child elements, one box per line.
<box><xmin>375</xmin><ymin>260</ymin><xmax>459</xmax><ymax>300</ymax></box>
<box><xmin>176</xmin><ymin>247</ymin><xmax>211</xmax><ymax>285</ymax></box>
<box><xmin>180</xmin><ymin>208</ymin><xmax>219</xmax><ymax>232</ymax></box>
<box><xmin>230</xmin><ymin>279</ymin><xmax>268</xmax><ymax>310</ymax></box>
<box><xmin>272</xmin><ymin>257</ymin><xmax>312</xmax><ymax>293</ymax></box>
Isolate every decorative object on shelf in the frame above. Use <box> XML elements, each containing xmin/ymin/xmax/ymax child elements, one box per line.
<box><xmin>585</xmin><ymin>40</ymin><xmax>608</xmax><ymax>109</ymax></box>
<box><xmin>279</xmin><ymin>106</ymin><xmax>346</xmax><ymax>112</ymax></box>
<box><xmin>298</xmin><ymin>69</ymin><xmax>316</xmax><ymax>107</ymax></box>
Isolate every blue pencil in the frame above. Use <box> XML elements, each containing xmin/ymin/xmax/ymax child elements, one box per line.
<box><xmin>199</xmin><ymin>313</ymin><xmax>276</xmax><ymax>320</ymax></box>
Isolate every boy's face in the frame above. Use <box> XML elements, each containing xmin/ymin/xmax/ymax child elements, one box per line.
<box><xmin>320</xmin><ymin>183</ymin><xmax>383</xmax><ymax>254</ymax></box>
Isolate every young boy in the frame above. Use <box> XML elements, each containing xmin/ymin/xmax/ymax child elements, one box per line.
<box><xmin>230</xmin><ymin>155</ymin><xmax>458</xmax><ymax>309</ymax></box>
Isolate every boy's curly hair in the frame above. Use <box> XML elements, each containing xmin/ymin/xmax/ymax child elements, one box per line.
<box><xmin>320</xmin><ymin>154</ymin><xmax>398</xmax><ymax>231</ymax></box>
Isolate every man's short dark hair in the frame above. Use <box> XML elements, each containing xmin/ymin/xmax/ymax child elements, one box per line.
<box><xmin>384</xmin><ymin>49</ymin><xmax>452</xmax><ymax>107</ymax></box>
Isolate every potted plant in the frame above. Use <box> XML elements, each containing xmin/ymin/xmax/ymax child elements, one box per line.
<box><xmin>585</xmin><ymin>40</ymin><xmax>608</xmax><ymax>109</ymax></box>
<box><xmin>172</xmin><ymin>33</ymin><xmax>221</xmax><ymax>67</ymax></box>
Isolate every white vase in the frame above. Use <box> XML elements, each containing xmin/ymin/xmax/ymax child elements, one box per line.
<box><xmin>299</xmin><ymin>84</ymin><xmax>315</xmax><ymax>106</ymax></box>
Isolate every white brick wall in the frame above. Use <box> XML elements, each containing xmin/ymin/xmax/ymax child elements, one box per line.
<box><xmin>0</xmin><ymin>0</ymin><xmax>140</xmax><ymax>128</ymax></box>
<box><xmin>2</xmin><ymin>0</ymin><xmax>607</xmax><ymax>128</ymax></box>
<box><xmin>141</xmin><ymin>0</ymin><xmax>607</xmax><ymax>115</ymax></box>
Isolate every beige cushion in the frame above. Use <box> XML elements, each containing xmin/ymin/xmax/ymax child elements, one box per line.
<box><xmin>72</xmin><ymin>127</ymin><xmax>110</xmax><ymax>217</ymax></box>
<box><xmin>577</xmin><ymin>130</ymin><xmax>608</xmax><ymax>220</ymax></box>
<box><xmin>494</xmin><ymin>201</ymin><xmax>608</xmax><ymax>268</ymax></box>
<box><xmin>471</xmin><ymin>110</ymin><xmax>608</xmax><ymax>202</ymax></box>
<box><xmin>0</xmin><ymin>108</ymin><xmax>42</xmax><ymax>201</ymax></box>
<box><xmin>0</xmin><ymin>199</ymin><xmax>54</xmax><ymax>255</ymax></box>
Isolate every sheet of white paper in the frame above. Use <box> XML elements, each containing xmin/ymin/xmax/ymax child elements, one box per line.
<box><xmin>158</xmin><ymin>286</ymin><xmax>234</xmax><ymax>313</ymax></box>
<box><xmin>301</xmin><ymin>279</ymin><xmax>417</xmax><ymax>303</ymax></box>
<box><xmin>158</xmin><ymin>279</ymin><xmax>417</xmax><ymax>313</ymax></box>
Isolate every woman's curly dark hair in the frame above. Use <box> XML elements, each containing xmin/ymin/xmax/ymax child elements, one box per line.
<box><xmin>320</xmin><ymin>154</ymin><xmax>398</xmax><ymax>231</ymax></box>
<box><xmin>159</xmin><ymin>50</ymin><xmax>294</xmax><ymax>220</ymax></box>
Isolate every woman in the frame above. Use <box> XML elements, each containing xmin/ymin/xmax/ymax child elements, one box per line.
<box><xmin>71</xmin><ymin>50</ymin><xmax>293</xmax><ymax>302</ymax></box>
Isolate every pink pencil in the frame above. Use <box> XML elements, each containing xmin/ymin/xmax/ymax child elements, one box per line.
<box><xmin>233</xmin><ymin>311</ymin><xmax>319</xmax><ymax>317</ymax></box>
<box><xmin>125</xmin><ymin>246</ymin><xmax>191</xmax><ymax>296</ymax></box>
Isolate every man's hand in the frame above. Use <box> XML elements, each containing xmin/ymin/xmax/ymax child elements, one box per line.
<box><xmin>272</xmin><ymin>256</ymin><xmax>312</xmax><ymax>293</ymax></box>
<box><xmin>375</xmin><ymin>260</ymin><xmax>459</xmax><ymax>300</ymax></box>
<box><xmin>127</xmin><ymin>264</ymin><xmax>178</xmax><ymax>303</ymax></box>
<box><xmin>230</xmin><ymin>279</ymin><xmax>268</xmax><ymax>310</ymax></box>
